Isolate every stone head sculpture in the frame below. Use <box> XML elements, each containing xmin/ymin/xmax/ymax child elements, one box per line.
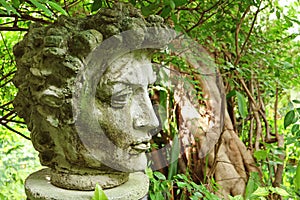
<box><xmin>13</xmin><ymin>3</ymin><xmax>173</xmax><ymax>191</ymax></box>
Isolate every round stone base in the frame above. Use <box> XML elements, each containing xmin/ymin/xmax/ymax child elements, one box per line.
<box><xmin>25</xmin><ymin>168</ymin><xmax>148</xmax><ymax>200</ymax></box>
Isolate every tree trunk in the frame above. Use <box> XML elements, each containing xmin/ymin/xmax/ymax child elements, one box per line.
<box><xmin>173</xmin><ymin>64</ymin><xmax>260</xmax><ymax>198</ymax></box>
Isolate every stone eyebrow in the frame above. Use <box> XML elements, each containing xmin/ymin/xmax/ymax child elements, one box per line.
<box><xmin>111</xmin><ymin>84</ymin><xmax>132</xmax><ymax>94</ymax></box>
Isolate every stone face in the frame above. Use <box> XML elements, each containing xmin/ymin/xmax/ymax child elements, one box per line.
<box><xmin>13</xmin><ymin>3</ymin><xmax>172</xmax><ymax>193</ymax></box>
<box><xmin>25</xmin><ymin>168</ymin><xmax>149</xmax><ymax>200</ymax></box>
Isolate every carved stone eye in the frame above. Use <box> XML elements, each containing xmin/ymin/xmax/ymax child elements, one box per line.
<box><xmin>110</xmin><ymin>93</ymin><xmax>132</xmax><ymax>109</ymax></box>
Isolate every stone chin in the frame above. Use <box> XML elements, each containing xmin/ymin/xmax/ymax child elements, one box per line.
<box><xmin>79</xmin><ymin>140</ymin><xmax>149</xmax><ymax>173</ymax></box>
<box><xmin>104</xmin><ymin>152</ymin><xmax>148</xmax><ymax>172</ymax></box>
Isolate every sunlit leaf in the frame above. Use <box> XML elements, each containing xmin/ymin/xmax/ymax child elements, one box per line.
<box><xmin>254</xmin><ymin>150</ymin><xmax>269</xmax><ymax>161</ymax></box>
<box><xmin>48</xmin><ymin>1</ymin><xmax>68</xmax><ymax>15</ymax></box>
<box><xmin>154</xmin><ymin>171</ymin><xmax>166</xmax><ymax>180</ymax></box>
<box><xmin>296</xmin><ymin>162</ymin><xmax>300</xmax><ymax>190</ymax></box>
<box><xmin>236</xmin><ymin>91</ymin><xmax>248</xmax><ymax>119</ymax></box>
<box><xmin>271</xmin><ymin>187</ymin><xmax>290</xmax><ymax>196</ymax></box>
<box><xmin>177</xmin><ymin>181</ymin><xmax>188</xmax><ymax>188</ymax></box>
<box><xmin>30</xmin><ymin>0</ymin><xmax>52</xmax><ymax>16</ymax></box>
<box><xmin>276</xmin><ymin>10</ymin><xmax>281</xmax><ymax>19</ymax></box>
<box><xmin>145</xmin><ymin>167</ymin><xmax>153</xmax><ymax>179</ymax></box>
<box><xmin>92</xmin><ymin>184</ymin><xmax>108</xmax><ymax>200</ymax></box>
<box><xmin>245</xmin><ymin>172</ymin><xmax>260</xmax><ymax>199</ymax></box>
<box><xmin>229</xmin><ymin>195</ymin><xmax>243</xmax><ymax>200</ymax></box>
<box><xmin>0</xmin><ymin>0</ymin><xmax>20</xmax><ymax>16</ymax></box>
<box><xmin>252</xmin><ymin>187</ymin><xmax>269</xmax><ymax>196</ymax></box>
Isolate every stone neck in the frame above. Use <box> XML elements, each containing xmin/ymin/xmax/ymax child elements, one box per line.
<box><xmin>50</xmin><ymin>169</ymin><xmax>129</xmax><ymax>190</ymax></box>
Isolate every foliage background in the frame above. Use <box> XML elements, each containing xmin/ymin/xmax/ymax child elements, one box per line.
<box><xmin>0</xmin><ymin>0</ymin><xmax>299</xmax><ymax>199</ymax></box>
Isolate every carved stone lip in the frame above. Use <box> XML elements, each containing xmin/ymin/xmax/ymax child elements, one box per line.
<box><xmin>129</xmin><ymin>142</ymin><xmax>150</xmax><ymax>155</ymax></box>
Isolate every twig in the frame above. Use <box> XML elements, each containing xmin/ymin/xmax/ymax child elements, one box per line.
<box><xmin>2</xmin><ymin>119</ymin><xmax>26</xmax><ymax>124</ymax></box>
<box><xmin>185</xmin><ymin>0</ymin><xmax>224</xmax><ymax>33</ymax></box>
<box><xmin>1</xmin><ymin>112</ymin><xmax>25</xmax><ymax>125</ymax></box>
<box><xmin>0</xmin><ymin>110</ymin><xmax>15</xmax><ymax>121</ymax></box>
<box><xmin>0</xmin><ymin>78</ymin><xmax>13</xmax><ymax>88</ymax></box>
<box><xmin>0</xmin><ymin>71</ymin><xmax>16</xmax><ymax>83</ymax></box>
<box><xmin>240</xmin><ymin>2</ymin><xmax>262</xmax><ymax>55</ymax></box>
<box><xmin>0</xmin><ymin>32</ymin><xmax>15</xmax><ymax>63</ymax></box>
<box><xmin>0</xmin><ymin>13</ymin><xmax>52</xmax><ymax>24</ymax></box>
<box><xmin>0</xmin><ymin>26</ymin><xmax>28</xmax><ymax>31</ymax></box>
<box><xmin>234</xmin><ymin>5</ymin><xmax>251</xmax><ymax>66</ymax></box>
<box><xmin>0</xmin><ymin>101</ymin><xmax>13</xmax><ymax>109</ymax></box>
<box><xmin>0</xmin><ymin>123</ymin><xmax>30</xmax><ymax>140</ymax></box>
<box><xmin>274</xmin><ymin>86</ymin><xmax>279</xmax><ymax>142</ymax></box>
<box><xmin>273</xmin><ymin>85</ymin><xmax>285</xmax><ymax>189</ymax></box>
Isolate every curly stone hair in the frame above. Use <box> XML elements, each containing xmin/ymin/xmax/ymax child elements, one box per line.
<box><xmin>13</xmin><ymin>3</ymin><xmax>172</xmax><ymax>173</ymax></box>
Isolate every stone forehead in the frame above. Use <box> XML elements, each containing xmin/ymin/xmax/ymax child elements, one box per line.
<box><xmin>103</xmin><ymin>52</ymin><xmax>156</xmax><ymax>86</ymax></box>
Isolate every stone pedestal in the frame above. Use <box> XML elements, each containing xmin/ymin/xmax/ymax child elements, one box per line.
<box><xmin>25</xmin><ymin>168</ymin><xmax>148</xmax><ymax>200</ymax></box>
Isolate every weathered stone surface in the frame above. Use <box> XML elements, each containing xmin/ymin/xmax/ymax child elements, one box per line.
<box><xmin>25</xmin><ymin>168</ymin><xmax>149</xmax><ymax>200</ymax></box>
<box><xmin>50</xmin><ymin>170</ymin><xmax>129</xmax><ymax>190</ymax></box>
<box><xmin>13</xmin><ymin>2</ymin><xmax>173</xmax><ymax>196</ymax></box>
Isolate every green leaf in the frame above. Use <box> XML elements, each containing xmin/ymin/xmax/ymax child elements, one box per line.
<box><xmin>92</xmin><ymin>184</ymin><xmax>108</xmax><ymax>200</ymax></box>
<box><xmin>284</xmin><ymin>16</ymin><xmax>293</xmax><ymax>28</ymax></box>
<box><xmin>254</xmin><ymin>150</ymin><xmax>269</xmax><ymax>161</ymax></box>
<box><xmin>193</xmin><ymin>192</ymin><xmax>203</xmax><ymax>198</ymax></box>
<box><xmin>292</xmin><ymin>99</ymin><xmax>300</xmax><ymax>104</ymax></box>
<box><xmin>30</xmin><ymin>0</ymin><xmax>52</xmax><ymax>16</ymax></box>
<box><xmin>141</xmin><ymin>4</ymin><xmax>158</xmax><ymax>16</ymax></box>
<box><xmin>12</xmin><ymin>0</ymin><xmax>21</xmax><ymax>9</ymax></box>
<box><xmin>129</xmin><ymin>0</ymin><xmax>136</xmax><ymax>6</ymax></box>
<box><xmin>245</xmin><ymin>172</ymin><xmax>260</xmax><ymax>199</ymax></box>
<box><xmin>252</xmin><ymin>187</ymin><xmax>269</xmax><ymax>197</ymax></box>
<box><xmin>48</xmin><ymin>1</ymin><xmax>68</xmax><ymax>15</ymax></box>
<box><xmin>91</xmin><ymin>0</ymin><xmax>102</xmax><ymax>12</ymax></box>
<box><xmin>161</xmin><ymin>5</ymin><xmax>171</xmax><ymax>17</ymax></box>
<box><xmin>173</xmin><ymin>0</ymin><xmax>186</xmax><ymax>6</ymax></box>
<box><xmin>295</xmin><ymin>162</ymin><xmax>300</xmax><ymax>190</ymax></box>
<box><xmin>229</xmin><ymin>195</ymin><xmax>244</xmax><ymax>200</ymax></box>
<box><xmin>169</xmin><ymin>0</ymin><xmax>175</xmax><ymax>9</ymax></box>
<box><xmin>271</xmin><ymin>187</ymin><xmax>290</xmax><ymax>197</ymax></box>
<box><xmin>226</xmin><ymin>90</ymin><xmax>236</xmax><ymax>99</ymax></box>
<box><xmin>284</xmin><ymin>110</ymin><xmax>296</xmax><ymax>129</ymax></box>
<box><xmin>167</xmin><ymin>134</ymin><xmax>179</xmax><ymax>180</ymax></box>
<box><xmin>177</xmin><ymin>181</ymin><xmax>188</xmax><ymax>188</ymax></box>
<box><xmin>276</xmin><ymin>10</ymin><xmax>281</xmax><ymax>19</ymax></box>
<box><xmin>154</xmin><ymin>171</ymin><xmax>166</xmax><ymax>180</ymax></box>
<box><xmin>0</xmin><ymin>0</ymin><xmax>20</xmax><ymax>16</ymax></box>
<box><xmin>292</xmin><ymin>124</ymin><xmax>299</xmax><ymax>134</ymax></box>
<box><xmin>145</xmin><ymin>167</ymin><xmax>153</xmax><ymax>179</ymax></box>
<box><xmin>236</xmin><ymin>91</ymin><xmax>248</xmax><ymax>119</ymax></box>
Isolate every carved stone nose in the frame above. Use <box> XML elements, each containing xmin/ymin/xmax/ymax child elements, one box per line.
<box><xmin>133</xmin><ymin>112</ymin><xmax>159</xmax><ymax>130</ymax></box>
